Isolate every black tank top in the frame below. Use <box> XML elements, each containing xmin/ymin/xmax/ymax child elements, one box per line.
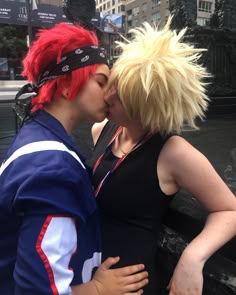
<box><xmin>89</xmin><ymin>122</ymin><xmax>176</xmax><ymax>295</ymax></box>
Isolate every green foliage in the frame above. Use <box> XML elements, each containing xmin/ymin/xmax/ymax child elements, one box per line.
<box><xmin>0</xmin><ymin>25</ymin><xmax>27</xmax><ymax>58</ymax></box>
<box><xmin>209</xmin><ymin>0</ymin><xmax>223</xmax><ymax>28</ymax></box>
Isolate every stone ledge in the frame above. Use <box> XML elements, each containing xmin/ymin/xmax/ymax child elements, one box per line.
<box><xmin>158</xmin><ymin>225</ymin><xmax>236</xmax><ymax>294</ymax></box>
<box><xmin>0</xmin><ymin>80</ymin><xmax>26</xmax><ymax>88</ymax></box>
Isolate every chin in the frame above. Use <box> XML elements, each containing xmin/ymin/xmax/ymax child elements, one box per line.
<box><xmin>106</xmin><ymin>113</ymin><xmax>118</xmax><ymax>124</ymax></box>
<box><xmin>106</xmin><ymin>112</ymin><xmax>113</xmax><ymax>121</ymax></box>
<box><xmin>94</xmin><ymin>114</ymin><xmax>106</xmax><ymax>123</ymax></box>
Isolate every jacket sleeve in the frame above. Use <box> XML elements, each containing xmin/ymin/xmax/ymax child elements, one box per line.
<box><xmin>10</xmin><ymin>154</ymin><xmax>98</xmax><ymax>294</ymax></box>
<box><xmin>14</xmin><ymin>214</ymin><xmax>77</xmax><ymax>295</ymax></box>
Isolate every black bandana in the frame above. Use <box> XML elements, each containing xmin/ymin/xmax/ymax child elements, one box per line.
<box><xmin>14</xmin><ymin>45</ymin><xmax>108</xmax><ymax>125</ymax></box>
<box><xmin>37</xmin><ymin>45</ymin><xmax>108</xmax><ymax>89</ymax></box>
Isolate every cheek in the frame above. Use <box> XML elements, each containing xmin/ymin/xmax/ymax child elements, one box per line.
<box><xmin>111</xmin><ymin>103</ymin><xmax>126</xmax><ymax>118</ymax></box>
<box><xmin>94</xmin><ymin>86</ymin><xmax>106</xmax><ymax>100</ymax></box>
<box><xmin>92</xmin><ymin>90</ymin><xmax>106</xmax><ymax>106</ymax></box>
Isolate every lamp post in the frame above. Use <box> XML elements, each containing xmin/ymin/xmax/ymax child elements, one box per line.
<box><xmin>26</xmin><ymin>0</ymin><xmax>38</xmax><ymax>46</ymax></box>
<box><xmin>26</xmin><ymin>0</ymin><xmax>33</xmax><ymax>46</ymax></box>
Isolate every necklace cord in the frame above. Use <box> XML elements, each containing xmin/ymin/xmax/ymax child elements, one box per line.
<box><xmin>116</xmin><ymin>130</ymin><xmax>129</xmax><ymax>155</ymax></box>
<box><xmin>93</xmin><ymin>126</ymin><xmax>153</xmax><ymax>197</ymax></box>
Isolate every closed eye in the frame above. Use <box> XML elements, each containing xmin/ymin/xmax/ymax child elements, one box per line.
<box><xmin>97</xmin><ymin>81</ymin><xmax>106</xmax><ymax>88</ymax></box>
<box><xmin>95</xmin><ymin>73</ymin><xmax>108</xmax><ymax>89</ymax></box>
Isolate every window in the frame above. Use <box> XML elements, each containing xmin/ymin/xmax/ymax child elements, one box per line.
<box><xmin>152</xmin><ymin>0</ymin><xmax>158</xmax><ymax>8</ymax></box>
<box><xmin>133</xmin><ymin>7</ymin><xmax>139</xmax><ymax>16</ymax></box>
<box><xmin>143</xmin><ymin>3</ymin><xmax>147</xmax><ymax>12</ymax></box>
<box><xmin>165</xmin><ymin>9</ymin><xmax>170</xmax><ymax>21</ymax></box>
<box><xmin>151</xmin><ymin>12</ymin><xmax>160</xmax><ymax>23</ymax></box>
<box><xmin>118</xmin><ymin>4</ymin><xmax>125</xmax><ymax>12</ymax></box>
<box><xmin>127</xmin><ymin>9</ymin><xmax>132</xmax><ymax>15</ymax></box>
<box><xmin>198</xmin><ymin>1</ymin><xmax>212</xmax><ymax>13</ymax></box>
<box><xmin>197</xmin><ymin>17</ymin><xmax>208</xmax><ymax>26</ymax></box>
<box><xmin>133</xmin><ymin>19</ymin><xmax>139</xmax><ymax>26</ymax></box>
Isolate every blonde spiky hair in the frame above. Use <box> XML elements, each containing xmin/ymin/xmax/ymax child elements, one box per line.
<box><xmin>108</xmin><ymin>17</ymin><xmax>211</xmax><ymax>134</ymax></box>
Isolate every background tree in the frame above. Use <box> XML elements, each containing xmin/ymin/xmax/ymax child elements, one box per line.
<box><xmin>0</xmin><ymin>25</ymin><xmax>27</xmax><ymax>59</ymax></box>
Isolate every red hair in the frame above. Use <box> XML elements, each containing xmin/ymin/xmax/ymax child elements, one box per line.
<box><xmin>22</xmin><ymin>23</ymin><xmax>99</xmax><ymax>111</ymax></box>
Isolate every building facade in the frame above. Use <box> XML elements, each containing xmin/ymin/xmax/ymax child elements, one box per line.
<box><xmin>96</xmin><ymin>0</ymin><xmax>216</xmax><ymax>34</ymax></box>
<box><xmin>96</xmin><ymin>0</ymin><xmax>126</xmax><ymax>15</ymax></box>
<box><xmin>197</xmin><ymin>0</ymin><xmax>215</xmax><ymax>26</ymax></box>
<box><xmin>0</xmin><ymin>0</ymin><xmax>64</xmax><ymax>80</ymax></box>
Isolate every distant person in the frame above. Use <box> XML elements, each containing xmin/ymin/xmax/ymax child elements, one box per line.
<box><xmin>0</xmin><ymin>23</ymin><xmax>148</xmax><ymax>295</ymax></box>
<box><xmin>89</xmin><ymin>18</ymin><xmax>236</xmax><ymax>295</ymax></box>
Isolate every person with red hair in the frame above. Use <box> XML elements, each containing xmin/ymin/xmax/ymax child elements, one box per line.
<box><xmin>0</xmin><ymin>23</ymin><xmax>148</xmax><ymax>295</ymax></box>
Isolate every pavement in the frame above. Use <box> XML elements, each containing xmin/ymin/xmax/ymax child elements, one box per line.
<box><xmin>0</xmin><ymin>80</ymin><xmax>25</xmax><ymax>102</ymax></box>
<box><xmin>0</xmin><ymin>80</ymin><xmax>25</xmax><ymax>88</ymax></box>
<box><xmin>0</xmin><ymin>91</ymin><xmax>18</xmax><ymax>102</ymax></box>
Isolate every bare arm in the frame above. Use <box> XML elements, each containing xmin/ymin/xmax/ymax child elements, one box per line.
<box><xmin>160</xmin><ymin>136</ymin><xmax>236</xmax><ymax>294</ymax></box>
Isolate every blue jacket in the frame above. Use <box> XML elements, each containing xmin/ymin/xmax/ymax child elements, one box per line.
<box><xmin>0</xmin><ymin>110</ymin><xmax>101</xmax><ymax>294</ymax></box>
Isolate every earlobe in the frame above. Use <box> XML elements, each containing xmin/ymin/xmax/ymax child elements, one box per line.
<box><xmin>62</xmin><ymin>87</ymin><xmax>69</xmax><ymax>99</ymax></box>
<box><xmin>62</xmin><ymin>75</ymin><xmax>72</xmax><ymax>99</ymax></box>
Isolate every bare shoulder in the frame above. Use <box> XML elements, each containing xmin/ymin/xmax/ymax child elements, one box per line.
<box><xmin>160</xmin><ymin>135</ymin><xmax>201</xmax><ymax>162</ymax></box>
<box><xmin>91</xmin><ymin>119</ymin><xmax>108</xmax><ymax>145</ymax></box>
<box><xmin>160</xmin><ymin>135</ymin><xmax>236</xmax><ymax>211</ymax></box>
<box><xmin>160</xmin><ymin>135</ymin><xmax>213</xmax><ymax>178</ymax></box>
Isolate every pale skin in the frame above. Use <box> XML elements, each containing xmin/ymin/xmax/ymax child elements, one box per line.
<box><xmin>44</xmin><ymin>65</ymin><xmax>148</xmax><ymax>295</ymax></box>
<box><xmin>92</xmin><ymin>88</ymin><xmax>236</xmax><ymax>295</ymax></box>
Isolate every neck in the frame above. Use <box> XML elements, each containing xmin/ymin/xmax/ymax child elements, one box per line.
<box><xmin>121</xmin><ymin>122</ymin><xmax>147</xmax><ymax>143</ymax></box>
<box><xmin>114</xmin><ymin>122</ymin><xmax>148</xmax><ymax>156</ymax></box>
<box><xmin>43</xmin><ymin>97</ymin><xmax>81</xmax><ymax>135</ymax></box>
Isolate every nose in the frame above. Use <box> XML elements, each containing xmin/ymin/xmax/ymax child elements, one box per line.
<box><xmin>104</xmin><ymin>91</ymin><xmax>113</xmax><ymax>106</ymax></box>
<box><xmin>104</xmin><ymin>92</ymin><xmax>111</xmax><ymax>103</ymax></box>
<box><xmin>104</xmin><ymin>87</ymin><xmax>117</xmax><ymax>105</ymax></box>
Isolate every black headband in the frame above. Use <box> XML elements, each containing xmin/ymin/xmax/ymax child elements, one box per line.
<box><xmin>37</xmin><ymin>45</ymin><xmax>108</xmax><ymax>89</ymax></box>
<box><xmin>16</xmin><ymin>45</ymin><xmax>108</xmax><ymax>98</ymax></box>
<box><xmin>14</xmin><ymin>44</ymin><xmax>108</xmax><ymax>125</ymax></box>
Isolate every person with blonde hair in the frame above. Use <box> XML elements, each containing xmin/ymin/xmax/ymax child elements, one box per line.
<box><xmin>90</xmin><ymin>18</ymin><xmax>236</xmax><ymax>294</ymax></box>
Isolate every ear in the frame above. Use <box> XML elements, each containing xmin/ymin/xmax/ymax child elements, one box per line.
<box><xmin>61</xmin><ymin>86</ymin><xmax>69</xmax><ymax>99</ymax></box>
<box><xmin>61</xmin><ymin>76</ymin><xmax>71</xmax><ymax>99</ymax></box>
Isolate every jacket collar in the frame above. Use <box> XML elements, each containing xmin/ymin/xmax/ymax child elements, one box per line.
<box><xmin>32</xmin><ymin>110</ymin><xmax>84</xmax><ymax>159</ymax></box>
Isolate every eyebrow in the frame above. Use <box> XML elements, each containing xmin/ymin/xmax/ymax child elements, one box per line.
<box><xmin>95</xmin><ymin>73</ymin><xmax>108</xmax><ymax>82</ymax></box>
